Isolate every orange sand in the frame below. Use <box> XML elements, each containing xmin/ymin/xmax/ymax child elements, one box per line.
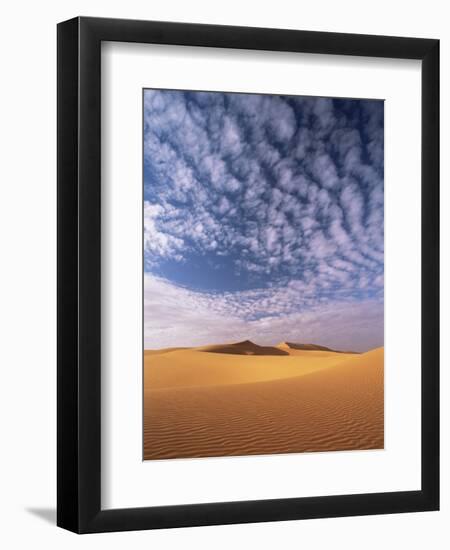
<box><xmin>143</xmin><ymin>343</ymin><xmax>384</xmax><ymax>460</ymax></box>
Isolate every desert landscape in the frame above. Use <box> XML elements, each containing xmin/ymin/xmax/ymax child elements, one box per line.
<box><xmin>143</xmin><ymin>341</ymin><xmax>384</xmax><ymax>460</ymax></box>
<box><xmin>143</xmin><ymin>92</ymin><xmax>384</xmax><ymax>461</ymax></box>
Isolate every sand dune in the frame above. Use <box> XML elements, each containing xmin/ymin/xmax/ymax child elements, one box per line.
<box><xmin>143</xmin><ymin>345</ymin><xmax>384</xmax><ymax>460</ymax></box>
<box><xmin>198</xmin><ymin>339</ymin><xmax>288</xmax><ymax>356</ymax></box>
<box><xmin>144</xmin><ymin>347</ymin><xmax>189</xmax><ymax>356</ymax></box>
<box><xmin>278</xmin><ymin>341</ymin><xmax>358</xmax><ymax>354</ymax></box>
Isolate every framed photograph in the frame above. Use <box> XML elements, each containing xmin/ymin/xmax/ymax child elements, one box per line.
<box><xmin>57</xmin><ymin>16</ymin><xmax>439</xmax><ymax>533</ymax></box>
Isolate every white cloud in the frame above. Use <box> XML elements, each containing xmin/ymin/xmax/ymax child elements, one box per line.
<box><xmin>144</xmin><ymin>274</ymin><xmax>383</xmax><ymax>352</ymax></box>
<box><xmin>143</xmin><ymin>202</ymin><xmax>184</xmax><ymax>261</ymax></box>
<box><xmin>143</xmin><ymin>90</ymin><xmax>384</xmax><ymax>328</ymax></box>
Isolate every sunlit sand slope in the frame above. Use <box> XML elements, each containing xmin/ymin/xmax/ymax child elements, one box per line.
<box><xmin>143</xmin><ymin>346</ymin><xmax>384</xmax><ymax>460</ymax></box>
<box><xmin>144</xmin><ymin>345</ymin><xmax>355</xmax><ymax>390</ymax></box>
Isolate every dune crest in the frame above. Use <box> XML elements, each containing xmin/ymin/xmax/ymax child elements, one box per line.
<box><xmin>198</xmin><ymin>339</ymin><xmax>289</xmax><ymax>356</ymax></box>
<box><xmin>277</xmin><ymin>341</ymin><xmax>358</xmax><ymax>354</ymax></box>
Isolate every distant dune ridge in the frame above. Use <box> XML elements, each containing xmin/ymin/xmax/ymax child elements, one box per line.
<box><xmin>198</xmin><ymin>339</ymin><xmax>289</xmax><ymax>356</ymax></box>
<box><xmin>143</xmin><ymin>341</ymin><xmax>384</xmax><ymax>460</ymax></box>
<box><xmin>278</xmin><ymin>341</ymin><xmax>358</xmax><ymax>354</ymax></box>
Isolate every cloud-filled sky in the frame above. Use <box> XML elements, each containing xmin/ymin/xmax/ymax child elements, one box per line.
<box><xmin>143</xmin><ymin>89</ymin><xmax>384</xmax><ymax>352</ymax></box>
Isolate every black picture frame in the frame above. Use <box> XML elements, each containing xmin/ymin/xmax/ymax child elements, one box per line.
<box><xmin>57</xmin><ymin>16</ymin><xmax>439</xmax><ymax>533</ymax></box>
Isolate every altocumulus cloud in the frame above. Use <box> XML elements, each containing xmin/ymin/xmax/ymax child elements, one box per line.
<box><xmin>143</xmin><ymin>90</ymin><xmax>384</xmax><ymax>352</ymax></box>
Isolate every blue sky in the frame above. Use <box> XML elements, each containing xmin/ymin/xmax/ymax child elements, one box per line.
<box><xmin>143</xmin><ymin>90</ymin><xmax>384</xmax><ymax>352</ymax></box>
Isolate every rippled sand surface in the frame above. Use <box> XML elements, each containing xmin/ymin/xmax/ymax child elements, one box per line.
<box><xmin>143</xmin><ymin>344</ymin><xmax>384</xmax><ymax>460</ymax></box>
